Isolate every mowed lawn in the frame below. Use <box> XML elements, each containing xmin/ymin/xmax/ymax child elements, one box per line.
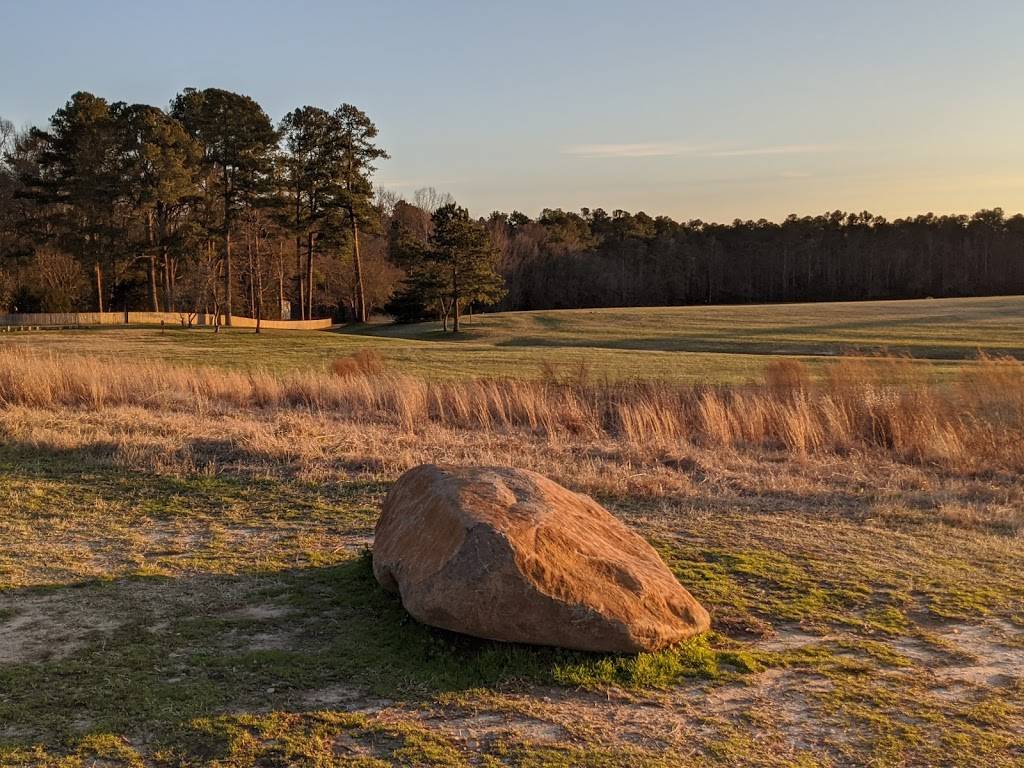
<box><xmin>2</xmin><ymin>295</ymin><xmax>1021</xmax><ymax>382</ymax></box>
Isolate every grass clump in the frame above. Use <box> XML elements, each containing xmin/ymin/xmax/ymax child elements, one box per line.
<box><xmin>332</xmin><ymin>348</ymin><xmax>387</xmax><ymax>379</ymax></box>
<box><xmin>552</xmin><ymin>633</ymin><xmax>762</xmax><ymax>689</ymax></box>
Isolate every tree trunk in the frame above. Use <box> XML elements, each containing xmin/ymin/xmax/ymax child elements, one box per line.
<box><xmin>248</xmin><ymin>236</ymin><xmax>256</xmax><ymax>318</ymax></box>
<box><xmin>158</xmin><ymin>204</ymin><xmax>172</xmax><ymax>311</ymax></box>
<box><xmin>95</xmin><ymin>262</ymin><xmax>105</xmax><ymax>313</ymax></box>
<box><xmin>278</xmin><ymin>240</ymin><xmax>285</xmax><ymax>321</ymax></box>
<box><xmin>296</xmin><ymin>235</ymin><xmax>305</xmax><ymax>319</ymax></box>
<box><xmin>162</xmin><ymin>257</ymin><xmax>171</xmax><ymax>311</ymax></box>
<box><xmin>163</xmin><ymin>250</ymin><xmax>173</xmax><ymax>312</ymax></box>
<box><xmin>294</xmin><ymin>188</ymin><xmax>304</xmax><ymax>320</ymax></box>
<box><xmin>224</xmin><ymin>228</ymin><xmax>233</xmax><ymax>326</ymax></box>
<box><xmin>147</xmin><ymin>210</ymin><xmax>160</xmax><ymax>312</ymax></box>
<box><xmin>306</xmin><ymin>231</ymin><xmax>315</xmax><ymax>320</ymax></box>
<box><xmin>351</xmin><ymin>215</ymin><xmax>367</xmax><ymax>323</ymax></box>
<box><xmin>149</xmin><ymin>256</ymin><xmax>160</xmax><ymax>312</ymax></box>
<box><xmin>440</xmin><ymin>296</ymin><xmax>452</xmax><ymax>332</ymax></box>
<box><xmin>223</xmin><ymin>174</ymin><xmax>233</xmax><ymax>326</ymax></box>
<box><xmin>452</xmin><ymin>265</ymin><xmax>460</xmax><ymax>332</ymax></box>
<box><xmin>254</xmin><ymin>228</ymin><xmax>264</xmax><ymax>334</ymax></box>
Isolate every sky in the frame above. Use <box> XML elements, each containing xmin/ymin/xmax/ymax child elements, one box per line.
<box><xmin>2</xmin><ymin>0</ymin><xmax>1023</xmax><ymax>222</ymax></box>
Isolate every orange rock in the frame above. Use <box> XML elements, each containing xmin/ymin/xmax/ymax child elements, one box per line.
<box><xmin>373</xmin><ymin>465</ymin><xmax>710</xmax><ymax>653</ymax></box>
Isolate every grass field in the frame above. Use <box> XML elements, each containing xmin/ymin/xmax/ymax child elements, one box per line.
<box><xmin>2</xmin><ymin>295</ymin><xmax>1021</xmax><ymax>382</ymax></box>
<box><xmin>0</xmin><ymin>296</ymin><xmax>1022</xmax><ymax>766</ymax></box>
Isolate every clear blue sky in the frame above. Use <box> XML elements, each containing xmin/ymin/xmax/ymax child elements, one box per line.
<box><xmin>3</xmin><ymin>0</ymin><xmax>1023</xmax><ymax>221</ymax></box>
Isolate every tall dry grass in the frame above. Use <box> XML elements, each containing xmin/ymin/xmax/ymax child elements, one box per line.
<box><xmin>0</xmin><ymin>347</ymin><xmax>1021</xmax><ymax>472</ymax></box>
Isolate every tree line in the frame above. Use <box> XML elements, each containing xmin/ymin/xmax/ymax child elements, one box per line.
<box><xmin>482</xmin><ymin>207</ymin><xmax>1024</xmax><ymax>312</ymax></box>
<box><xmin>0</xmin><ymin>89</ymin><xmax>403</xmax><ymax>325</ymax></box>
<box><xmin>2</xmin><ymin>91</ymin><xmax>1022</xmax><ymax>329</ymax></box>
<box><xmin>0</xmin><ymin>90</ymin><xmax>508</xmax><ymax>330</ymax></box>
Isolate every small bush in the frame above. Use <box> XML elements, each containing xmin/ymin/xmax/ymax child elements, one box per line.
<box><xmin>331</xmin><ymin>349</ymin><xmax>387</xmax><ymax>379</ymax></box>
<box><xmin>764</xmin><ymin>358</ymin><xmax>809</xmax><ymax>402</ymax></box>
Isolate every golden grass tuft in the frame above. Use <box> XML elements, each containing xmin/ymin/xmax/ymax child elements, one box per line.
<box><xmin>331</xmin><ymin>349</ymin><xmax>387</xmax><ymax>379</ymax></box>
<box><xmin>764</xmin><ymin>358</ymin><xmax>809</xmax><ymax>403</ymax></box>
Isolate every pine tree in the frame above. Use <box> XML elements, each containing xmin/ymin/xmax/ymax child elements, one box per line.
<box><xmin>25</xmin><ymin>92</ymin><xmax>122</xmax><ymax>311</ymax></box>
<box><xmin>333</xmin><ymin>105</ymin><xmax>388</xmax><ymax>323</ymax></box>
<box><xmin>279</xmin><ymin>106</ymin><xmax>340</xmax><ymax>320</ymax></box>
<box><xmin>392</xmin><ymin>203</ymin><xmax>505</xmax><ymax>332</ymax></box>
<box><xmin>113</xmin><ymin>103</ymin><xmax>201</xmax><ymax>312</ymax></box>
<box><xmin>170</xmin><ymin>88</ymin><xmax>277</xmax><ymax>325</ymax></box>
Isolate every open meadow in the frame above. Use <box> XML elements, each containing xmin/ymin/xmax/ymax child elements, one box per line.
<box><xmin>2</xmin><ymin>295</ymin><xmax>1021</xmax><ymax>382</ymax></box>
<box><xmin>0</xmin><ymin>296</ymin><xmax>1022</xmax><ymax>767</ymax></box>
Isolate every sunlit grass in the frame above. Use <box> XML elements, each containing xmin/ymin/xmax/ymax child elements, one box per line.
<box><xmin>2</xmin><ymin>295</ymin><xmax>1020</xmax><ymax>382</ymax></box>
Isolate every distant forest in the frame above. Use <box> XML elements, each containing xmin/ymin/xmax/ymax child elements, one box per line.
<box><xmin>491</xmin><ymin>206</ymin><xmax>1024</xmax><ymax>311</ymax></box>
<box><xmin>2</xmin><ymin>90</ymin><xmax>1023</xmax><ymax>325</ymax></box>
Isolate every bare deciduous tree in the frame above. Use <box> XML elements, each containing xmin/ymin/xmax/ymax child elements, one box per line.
<box><xmin>413</xmin><ymin>187</ymin><xmax>454</xmax><ymax>214</ymax></box>
<box><xmin>28</xmin><ymin>250</ymin><xmax>87</xmax><ymax>312</ymax></box>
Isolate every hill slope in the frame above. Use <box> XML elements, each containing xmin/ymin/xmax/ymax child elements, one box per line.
<box><xmin>3</xmin><ymin>295</ymin><xmax>1020</xmax><ymax>382</ymax></box>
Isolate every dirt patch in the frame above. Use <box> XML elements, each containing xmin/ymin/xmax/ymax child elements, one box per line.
<box><xmin>241</xmin><ymin>630</ymin><xmax>298</xmax><ymax>652</ymax></box>
<box><xmin>426</xmin><ymin>710</ymin><xmax>570</xmax><ymax>751</ymax></box>
<box><xmin>222</xmin><ymin>603</ymin><xmax>294</xmax><ymax>622</ymax></box>
<box><xmin>699</xmin><ymin>668</ymin><xmax>839</xmax><ymax>751</ymax></box>
<box><xmin>299</xmin><ymin>684</ymin><xmax>394</xmax><ymax>713</ymax></box>
<box><xmin>930</xmin><ymin>620</ymin><xmax>1024</xmax><ymax>685</ymax></box>
<box><xmin>756</xmin><ymin>625</ymin><xmax>834</xmax><ymax>652</ymax></box>
<box><xmin>0</xmin><ymin>592</ymin><xmax>122</xmax><ymax>664</ymax></box>
<box><xmin>893</xmin><ymin>619</ymin><xmax>1024</xmax><ymax>693</ymax></box>
<box><xmin>421</xmin><ymin>671</ymin><xmax>845</xmax><ymax>759</ymax></box>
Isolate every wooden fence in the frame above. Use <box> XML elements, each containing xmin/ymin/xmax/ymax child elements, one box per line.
<box><xmin>0</xmin><ymin>311</ymin><xmax>333</xmax><ymax>331</ymax></box>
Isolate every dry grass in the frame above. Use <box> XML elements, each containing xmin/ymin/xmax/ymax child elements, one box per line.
<box><xmin>0</xmin><ymin>348</ymin><xmax>1022</xmax><ymax>474</ymax></box>
<box><xmin>331</xmin><ymin>348</ymin><xmax>388</xmax><ymax>379</ymax></box>
<box><xmin>1</xmin><ymin>349</ymin><xmax>1023</xmax><ymax>764</ymax></box>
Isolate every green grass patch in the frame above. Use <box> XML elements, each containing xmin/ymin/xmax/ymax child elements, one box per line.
<box><xmin>0</xmin><ymin>710</ymin><xmax>690</xmax><ymax>768</ymax></box>
<box><xmin>4</xmin><ymin>295</ymin><xmax>1020</xmax><ymax>382</ymax></box>
<box><xmin>0</xmin><ymin>553</ymin><xmax>744</xmax><ymax>754</ymax></box>
<box><xmin>658</xmin><ymin>535</ymin><xmax>1022</xmax><ymax>641</ymax></box>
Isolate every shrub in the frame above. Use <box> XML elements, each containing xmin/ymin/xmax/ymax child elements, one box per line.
<box><xmin>331</xmin><ymin>349</ymin><xmax>387</xmax><ymax>379</ymax></box>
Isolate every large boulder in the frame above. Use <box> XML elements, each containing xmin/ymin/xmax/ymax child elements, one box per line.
<box><xmin>372</xmin><ymin>464</ymin><xmax>710</xmax><ymax>653</ymax></box>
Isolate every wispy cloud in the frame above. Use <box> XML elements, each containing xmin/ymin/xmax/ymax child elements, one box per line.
<box><xmin>564</xmin><ymin>142</ymin><xmax>842</xmax><ymax>159</ymax></box>
<box><xmin>705</xmin><ymin>144</ymin><xmax>841</xmax><ymax>158</ymax></box>
<box><xmin>563</xmin><ymin>142</ymin><xmax>698</xmax><ymax>158</ymax></box>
